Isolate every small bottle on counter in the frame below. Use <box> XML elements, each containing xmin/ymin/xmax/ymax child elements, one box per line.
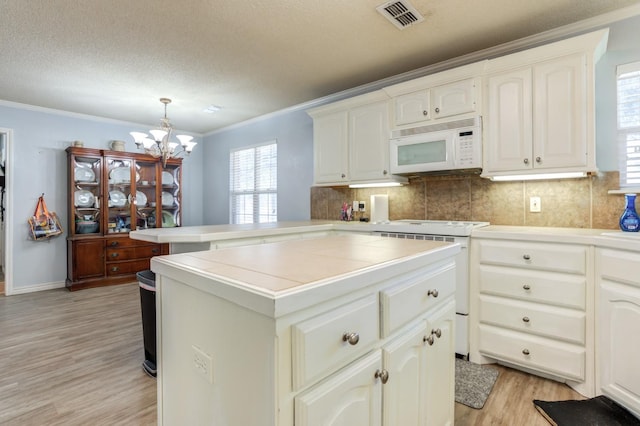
<box><xmin>619</xmin><ymin>193</ymin><xmax>640</xmax><ymax>232</ymax></box>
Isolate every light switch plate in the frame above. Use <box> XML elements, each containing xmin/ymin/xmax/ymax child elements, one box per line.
<box><xmin>530</xmin><ymin>196</ymin><xmax>541</xmax><ymax>212</ymax></box>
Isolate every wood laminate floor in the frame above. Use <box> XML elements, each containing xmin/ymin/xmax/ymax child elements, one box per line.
<box><xmin>0</xmin><ymin>283</ymin><xmax>584</xmax><ymax>425</ymax></box>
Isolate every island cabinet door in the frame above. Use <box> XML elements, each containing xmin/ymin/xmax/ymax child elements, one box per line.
<box><xmin>294</xmin><ymin>351</ymin><xmax>382</xmax><ymax>426</ymax></box>
<box><xmin>382</xmin><ymin>322</ymin><xmax>427</xmax><ymax>426</ymax></box>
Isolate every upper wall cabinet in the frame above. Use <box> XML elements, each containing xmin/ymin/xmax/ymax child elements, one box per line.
<box><xmin>481</xmin><ymin>29</ymin><xmax>609</xmax><ymax>179</ymax></box>
<box><xmin>383</xmin><ymin>61</ymin><xmax>486</xmax><ymax>128</ymax></box>
<box><xmin>308</xmin><ymin>91</ymin><xmax>407</xmax><ymax>186</ymax></box>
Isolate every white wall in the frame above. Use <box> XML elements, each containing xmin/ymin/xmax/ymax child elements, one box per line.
<box><xmin>0</xmin><ymin>103</ymin><xmax>203</xmax><ymax>293</ymax></box>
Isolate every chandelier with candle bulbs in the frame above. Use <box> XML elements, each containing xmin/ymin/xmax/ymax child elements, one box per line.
<box><xmin>130</xmin><ymin>98</ymin><xmax>197</xmax><ymax>167</ymax></box>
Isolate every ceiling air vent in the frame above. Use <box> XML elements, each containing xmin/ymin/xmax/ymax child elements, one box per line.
<box><xmin>376</xmin><ymin>0</ymin><xmax>425</xmax><ymax>30</ymax></box>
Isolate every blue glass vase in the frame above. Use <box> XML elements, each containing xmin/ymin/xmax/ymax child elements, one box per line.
<box><xmin>619</xmin><ymin>193</ymin><xmax>640</xmax><ymax>232</ymax></box>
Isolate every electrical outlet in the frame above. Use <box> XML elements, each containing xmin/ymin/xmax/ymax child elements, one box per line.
<box><xmin>530</xmin><ymin>196</ymin><xmax>541</xmax><ymax>212</ymax></box>
<box><xmin>352</xmin><ymin>200</ymin><xmax>359</xmax><ymax>212</ymax></box>
<box><xmin>192</xmin><ymin>345</ymin><xmax>213</xmax><ymax>384</ymax></box>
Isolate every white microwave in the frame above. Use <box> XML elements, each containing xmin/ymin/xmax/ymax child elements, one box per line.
<box><xmin>390</xmin><ymin>116</ymin><xmax>482</xmax><ymax>174</ymax></box>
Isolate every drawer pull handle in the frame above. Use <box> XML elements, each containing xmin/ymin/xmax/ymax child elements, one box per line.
<box><xmin>110</xmin><ymin>241</ymin><xmax>119</xmax><ymax>247</ymax></box>
<box><xmin>151</xmin><ymin>248</ymin><xmax>159</xmax><ymax>254</ymax></box>
<box><xmin>523</xmin><ymin>284</ymin><xmax>531</xmax><ymax>291</ymax></box>
<box><xmin>110</xmin><ymin>253</ymin><xmax>119</xmax><ymax>258</ymax></box>
<box><xmin>111</xmin><ymin>267</ymin><xmax>119</xmax><ymax>272</ymax></box>
<box><xmin>374</xmin><ymin>369</ymin><xmax>389</xmax><ymax>384</ymax></box>
<box><xmin>427</xmin><ymin>289</ymin><xmax>439</xmax><ymax>298</ymax></box>
<box><xmin>342</xmin><ymin>332</ymin><xmax>360</xmax><ymax>346</ymax></box>
<box><xmin>523</xmin><ymin>254</ymin><xmax>531</xmax><ymax>260</ymax></box>
<box><xmin>522</xmin><ymin>316</ymin><xmax>530</xmax><ymax>323</ymax></box>
<box><xmin>522</xmin><ymin>349</ymin><xmax>530</xmax><ymax>356</ymax></box>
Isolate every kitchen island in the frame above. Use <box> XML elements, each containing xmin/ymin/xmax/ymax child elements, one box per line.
<box><xmin>151</xmin><ymin>233</ymin><xmax>459</xmax><ymax>426</ymax></box>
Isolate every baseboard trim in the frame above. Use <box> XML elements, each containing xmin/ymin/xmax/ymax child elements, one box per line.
<box><xmin>8</xmin><ymin>281</ymin><xmax>66</xmax><ymax>295</ymax></box>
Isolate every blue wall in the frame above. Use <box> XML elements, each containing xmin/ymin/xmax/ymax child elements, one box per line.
<box><xmin>202</xmin><ymin>109</ymin><xmax>313</xmax><ymax>224</ymax></box>
<box><xmin>0</xmin><ymin>104</ymin><xmax>203</xmax><ymax>293</ymax></box>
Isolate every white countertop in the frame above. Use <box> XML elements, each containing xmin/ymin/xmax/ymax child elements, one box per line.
<box><xmin>151</xmin><ymin>233</ymin><xmax>459</xmax><ymax>317</ymax></box>
<box><xmin>472</xmin><ymin>225</ymin><xmax>640</xmax><ymax>250</ymax></box>
<box><xmin>130</xmin><ymin>220</ymin><xmax>344</xmax><ymax>243</ymax></box>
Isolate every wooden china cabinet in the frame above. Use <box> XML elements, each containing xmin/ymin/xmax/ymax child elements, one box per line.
<box><xmin>66</xmin><ymin>147</ymin><xmax>182</xmax><ymax>291</ymax></box>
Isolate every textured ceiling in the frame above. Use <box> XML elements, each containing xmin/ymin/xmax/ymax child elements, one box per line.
<box><xmin>1</xmin><ymin>0</ymin><xmax>639</xmax><ymax>135</ymax></box>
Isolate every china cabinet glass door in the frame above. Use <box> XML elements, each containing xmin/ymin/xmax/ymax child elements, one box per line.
<box><xmin>160</xmin><ymin>162</ymin><xmax>181</xmax><ymax>228</ymax></box>
<box><xmin>106</xmin><ymin>157</ymin><xmax>134</xmax><ymax>233</ymax></box>
<box><xmin>134</xmin><ymin>159</ymin><xmax>158</xmax><ymax>229</ymax></box>
<box><xmin>71</xmin><ymin>151</ymin><xmax>102</xmax><ymax>236</ymax></box>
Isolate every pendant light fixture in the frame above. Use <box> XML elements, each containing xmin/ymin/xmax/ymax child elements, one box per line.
<box><xmin>130</xmin><ymin>98</ymin><xmax>197</xmax><ymax>167</ymax></box>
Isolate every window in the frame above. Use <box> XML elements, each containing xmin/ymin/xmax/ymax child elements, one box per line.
<box><xmin>617</xmin><ymin>61</ymin><xmax>640</xmax><ymax>187</ymax></box>
<box><xmin>229</xmin><ymin>141</ymin><xmax>277</xmax><ymax>224</ymax></box>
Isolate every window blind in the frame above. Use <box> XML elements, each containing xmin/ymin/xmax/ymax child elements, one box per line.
<box><xmin>229</xmin><ymin>141</ymin><xmax>277</xmax><ymax>224</ymax></box>
<box><xmin>617</xmin><ymin>61</ymin><xmax>640</xmax><ymax>187</ymax></box>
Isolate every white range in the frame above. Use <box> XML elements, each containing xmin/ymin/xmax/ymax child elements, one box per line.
<box><xmin>371</xmin><ymin>219</ymin><xmax>489</xmax><ymax>358</ymax></box>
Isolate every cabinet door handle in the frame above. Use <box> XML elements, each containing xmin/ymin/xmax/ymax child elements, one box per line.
<box><xmin>535</xmin><ymin>157</ymin><xmax>542</xmax><ymax>163</ymax></box>
<box><xmin>424</xmin><ymin>334</ymin><xmax>435</xmax><ymax>346</ymax></box>
<box><xmin>374</xmin><ymin>369</ymin><xmax>389</xmax><ymax>384</ymax></box>
<box><xmin>382</xmin><ymin>170</ymin><xmax>388</xmax><ymax>175</ymax></box>
<box><xmin>422</xmin><ymin>110</ymin><xmax>428</xmax><ymax>116</ymax></box>
<box><xmin>522</xmin><ymin>348</ymin><xmax>530</xmax><ymax>356</ymax></box>
<box><xmin>427</xmin><ymin>289</ymin><xmax>439</xmax><ymax>298</ymax></box>
<box><xmin>341</xmin><ymin>173</ymin><xmax>346</xmax><ymax>179</ymax></box>
<box><xmin>434</xmin><ymin>107</ymin><xmax>440</xmax><ymax>114</ymax></box>
<box><xmin>523</xmin><ymin>254</ymin><xmax>531</xmax><ymax>260</ymax></box>
<box><xmin>432</xmin><ymin>328</ymin><xmax>442</xmax><ymax>338</ymax></box>
<box><xmin>522</xmin><ymin>316</ymin><xmax>530</xmax><ymax>323</ymax></box>
<box><xmin>523</xmin><ymin>284</ymin><xmax>531</xmax><ymax>291</ymax></box>
<box><xmin>524</xmin><ymin>158</ymin><xmax>529</xmax><ymax>165</ymax></box>
<box><xmin>110</xmin><ymin>252</ymin><xmax>119</xmax><ymax>258</ymax></box>
<box><xmin>342</xmin><ymin>332</ymin><xmax>360</xmax><ymax>346</ymax></box>
<box><xmin>151</xmin><ymin>248</ymin><xmax>160</xmax><ymax>254</ymax></box>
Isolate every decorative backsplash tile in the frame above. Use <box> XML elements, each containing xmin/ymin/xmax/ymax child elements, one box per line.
<box><xmin>310</xmin><ymin>171</ymin><xmax>626</xmax><ymax>230</ymax></box>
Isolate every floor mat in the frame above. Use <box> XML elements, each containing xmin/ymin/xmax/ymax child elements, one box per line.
<box><xmin>455</xmin><ymin>358</ymin><xmax>499</xmax><ymax>409</ymax></box>
<box><xmin>533</xmin><ymin>395</ymin><xmax>640</xmax><ymax>426</ymax></box>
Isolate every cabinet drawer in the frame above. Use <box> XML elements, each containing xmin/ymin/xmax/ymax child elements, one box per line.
<box><xmin>106</xmin><ymin>245</ymin><xmax>163</xmax><ymax>261</ymax></box>
<box><xmin>478</xmin><ymin>240</ymin><xmax>586</xmax><ymax>274</ymax></box>
<box><xmin>380</xmin><ymin>262</ymin><xmax>455</xmax><ymax>337</ymax></box>
<box><xmin>478</xmin><ymin>265</ymin><xmax>585</xmax><ymax>310</ymax></box>
<box><xmin>292</xmin><ymin>294</ymin><xmax>379</xmax><ymax>390</ymax></box>
<box><xmin>598</xmin><ymin>248</ymin><xmax>640</xmax><ymax>289</ymax></box>
<box><xmin>479</xmin><ymin>295</ymin><xmax>585</xmax><ymax>344</ymax></box>
<box><xmin>106</xmin><ymin>259</ymin><xmax>150</xmax><ymax>276</ymax></box>
<box><xmin>105</xmin><ymin>237</ymin><xmax>161</xmax><ymax>248</ymax></box>
<box><xmin>478</xmin><ymin>324</ymin><xmax>585</xmax><ymax>381</ymax></box>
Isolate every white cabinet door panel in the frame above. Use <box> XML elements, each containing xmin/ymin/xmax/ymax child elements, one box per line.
<box><xmin>295</xmin><ymin>351</ymin><xmax>382</xmax><ymax>426</ymax></box>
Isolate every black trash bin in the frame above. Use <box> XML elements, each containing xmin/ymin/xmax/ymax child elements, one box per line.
<box><xmin>137</xmin><ymin>270</ymin><xmax>157</xmax><ymax>378</ymax></box>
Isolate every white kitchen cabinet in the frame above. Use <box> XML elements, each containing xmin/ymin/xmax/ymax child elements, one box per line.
<box><xmin>312</xmin><ymin>110</ymin><xmax>349</xmax><ymax>184</ymax></box>
<box><xmin>482</xmin><ymin>29</ymin><xmax>608</xmax><ymax>179</ymax></box>
<box><xmin>308</xmin><ymin>91</ymin><xmax>406</xmax><ymax>186</ymax></box>
<box><xmin>596</xmin><ymin>247</ymin><xmax>640</xmax><ymax>418</ymax></box>
<box><xmin>384</xmin><ymin>61</ymin><xmax>485</xmax><ymax>128</ymax></box>
<box><xmin>423</xmin><ymin>299</ymin><xmax>456</xmax><ymax>426</ymax></box>
<box><xmin>470</xmin><ymin>237</ymin><xmax>595</xmax><ymax>397</ymax></box>
<box><xmin>349</xmin><ymin>100</ymin><xmax>393</xmax><ymax>182</ymax></box>
<box><xmin>295</xmin><ymin>351</ymin><xmax>383</xmax><ymax>426</ymax></box>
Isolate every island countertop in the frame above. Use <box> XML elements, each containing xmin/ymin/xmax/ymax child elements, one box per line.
<box><xmin>151</xmin><ymin>233</ymin><xmax>459</xmax><ymax>317</ymax></box>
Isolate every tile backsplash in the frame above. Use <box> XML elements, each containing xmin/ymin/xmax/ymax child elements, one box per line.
<box><xmin>310</xmin><ymin>171</ymin><xmax>626</xmax><ymax>230</ymax></box>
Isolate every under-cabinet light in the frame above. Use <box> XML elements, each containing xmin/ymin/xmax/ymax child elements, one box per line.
<box><xmin>489</xmin><ymin>172</ymin><xmax>587</xmax><ymax>182</ymax></box>
<box><xmin>349</xmin><ymin>182</ymin><xmax>405</xmax><ymax>188</ymax></box>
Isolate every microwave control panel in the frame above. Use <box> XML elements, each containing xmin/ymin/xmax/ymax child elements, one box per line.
<box><xmin>456</xmin><ymin>130</ymin><xmax>480</xmax><ymax>167</ymax></box>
